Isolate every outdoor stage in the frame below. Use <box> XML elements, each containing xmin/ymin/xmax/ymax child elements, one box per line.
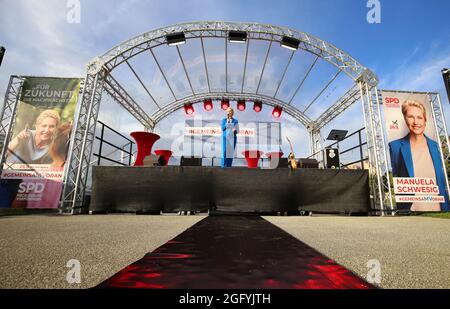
<box><xmin>90</xmin><ymin>166</ymin><xmax>370</xmax><ymax>214</ymax></box>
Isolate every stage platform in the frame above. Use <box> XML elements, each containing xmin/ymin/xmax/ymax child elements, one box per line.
<box><xmin>90</xmin><ymin>166</ymin><xmax>370</xmax><ymax>214</ymax></box>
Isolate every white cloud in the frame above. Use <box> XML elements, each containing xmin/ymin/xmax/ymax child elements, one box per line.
<box><xmin>381</xmin><ymin>50</ymin><xmax>450</xmax><ymax>92</ymax></box>
<box><xmin>379</xmin><ymin>44</ymin><xmax>450</xmax><ymax>127</ymax></box>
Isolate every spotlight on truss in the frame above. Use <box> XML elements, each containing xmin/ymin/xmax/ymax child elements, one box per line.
<box><xmin>221</xmin><ymin>99</ymin><xmax>230</xmax><ymax>110</ymax></box>
<box><xmin>166</xmin><ymin>32</ymin><xmax>186</xmax><ymax>46</ymax></box>
<box><xmin>272</xmin><ymin>106</ymin><xmax>282</xmax><ymax>118</ymax></box>
<box><xmin>237</xmin><ymin>100</ymin><xmax>246</xmax><ymax>111</ymax></box>
<box><xmin>253</xmin><ymin>101</ymin><xmax>262</xmax><ymax>112</ymax></box>
<box><xmin>229</xmin><ymin>31</ymin><xmax>247</xmax><ymax>43</ymax></box>
<box><xmin>281</xmin><ymin>36</ymin><xmax>300</xmax><ymax>51</ymax></box>
<box><xmin>184</xmin><ymin>103</ymin><xmax>194</xmax><ymax>115</ymax></box>
<box><xmin>204</xmin><ymin>99</ymin><xmax>213</xmax><ymax>111</ymax></box>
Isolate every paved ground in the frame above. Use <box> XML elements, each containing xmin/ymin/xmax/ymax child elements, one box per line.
<box><xmin>0</xmin><ymin>214</ymin><xmax>449</xmax><ymax>289</ymax></box>
<box><xmin>265</xmin><ymin>216</ymin><xmax>450</xmax><ymax>289</ymax></box>
<box><xmin>0</xmin><ymin>214</ymin><xmax>204</xmax><ymax>288</ymax></box>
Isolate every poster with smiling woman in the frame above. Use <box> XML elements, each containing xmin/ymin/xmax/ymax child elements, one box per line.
<box><xmin>382</xmin><ymin>91</ymin><xmax>449</xmax><ymax>212</ymax></box>
<box><xmin>0</xmin><ymin>77</ymin><xmax>81</xmax><ymax>209</ymax></box>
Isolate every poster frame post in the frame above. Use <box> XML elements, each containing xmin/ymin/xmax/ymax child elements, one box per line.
<box><xmin>442</xmin><ymin>68</ymin><xmax>450</xmax><ymax>104</ymax></box>
<box><xmin>0</xmin><ymin>75</ymin><xmax>25</xmax><ymax>174</ymax></box>
<box><xmin>430</xmin><ymin>92</ymin><xmax>450</xmax><ymax>203</ymax></box>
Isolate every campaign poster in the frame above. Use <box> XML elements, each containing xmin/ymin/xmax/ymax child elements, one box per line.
<box><xmin>382</xmin><ymin>91</ymin><xmax>449</xmax><ymax>212</ymax></box>
<box><xmin>0</xmin><ymin>77</ymin><xmax>81</xmax><ymax>209</ymax></box>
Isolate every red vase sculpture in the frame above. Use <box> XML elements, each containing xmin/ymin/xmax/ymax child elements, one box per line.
<box><xmin>130</xmin><ymin>131</ymin><xmax>160</xmax><ymax>166</ymax></box>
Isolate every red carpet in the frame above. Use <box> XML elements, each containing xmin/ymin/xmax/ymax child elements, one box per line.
<box><xmin>97</xmin><ymin>216</ymin><xmax>375</xmax><ymax>289</ymax></box>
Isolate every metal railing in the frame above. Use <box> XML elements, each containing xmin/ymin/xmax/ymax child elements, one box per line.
<box><xmin>92</xmin><ymin>120</ymin><xmax>135</xmax><ymax>166</ymax></box>
<box><xmin>308</xmin><ymin>127</ymin><xmax>368</xmax><ymax>169</ymax></box>
<box><xmin>90</xmin><ymin>125</ymin><xmax>368</xmax><ymax>169</ymax></box>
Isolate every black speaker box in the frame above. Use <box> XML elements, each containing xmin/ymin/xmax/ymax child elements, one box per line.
<box><xmin>267</xmin><ymin>157</ymin><xmax>289</xmax><ymax>169</ymax></box>
<box><xmin>325</xmin><ymin>148</ymin><xmax>340</xmax><ymax>169</ymax></box>
<box><xmin>298</xmin><ymin>158</ymin><xmax>319</xmax><ymax>169</ymax></box>
<box><xmin>180</xmin><ymin>156</ymin><xmax>202</xmax><ymax>167</ymax></box>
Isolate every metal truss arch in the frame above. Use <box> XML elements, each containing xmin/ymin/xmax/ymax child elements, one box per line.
<box><xmin>103</xmin><ymin>74</ymin><xmax>155</xmax><ymax>130</ymax></box>
<box><xmin>149</xmin><ymin>92</ymin><xmax>313</xmax><ymax>128</ymax></box>
<box><xmin>96</xmin><ymin>21</ymin><xmax>378</xmax><ymax>87</ymax></box>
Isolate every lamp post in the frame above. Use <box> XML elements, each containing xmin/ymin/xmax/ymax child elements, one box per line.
<box><xmin>442</xmin><ymin>68</ymin><xmax>450</xmax><ymax>104</ymax></box>
<box><xmin>0</xmin><ymin>46</ymin><xmax>5</xmax><ymax>68</ymax></box>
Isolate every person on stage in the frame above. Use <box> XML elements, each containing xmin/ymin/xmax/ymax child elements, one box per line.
<box><xmin>221</xmin><ymin>107</ymin><xmax>239</xmax><ymax>168</ymax></box>
<box><xmin>389</xmin><ymin>100</ymin><xmax>449</xmax><ymax>211</ymax></box>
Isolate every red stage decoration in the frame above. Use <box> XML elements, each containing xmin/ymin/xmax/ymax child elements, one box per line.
<box><xmin>221</xmin><ymin>99</ymin><xmax>230</xmax><ymax>110</ymax></box>
<box><xmin>154</xmin><ymin>149</ymin><xmax>173</xmax><ymax>166</ymax></box>
<box><xmin>266</xmin><ymin>151</ymin><xmax>284</xmax><ymax>169</ymax></box>
<box><xmin>130</xmin><ymin>131</ymin><xmax>160</xmax><ymax>166</ymax></box>
<box><xmin>237</xmin><ymin>100</ymin><xmax>246</xmax><ymax>111</ymax></box>
<box><xmin>272</xmin><ymin>106</ymin><xmax>282</xmax><ymax>118</ymax></box>
<box><xmin>242</xmin><ymin>150</ymin><xmax>264</xmax><ymax>168</ymax></box>
<box><xmin>184</xmin><ymin>103</ymin><xmax>194</xmax><ymax>115</ymax></box>
<box><xmin>266</xmin><ymin>151</ymin><xmax>284</xmax><ymax>160</ymax></box>
<box><xmin>203</xmin><ymin>99</ymin><xmax>213</xmax><ymax>111</ymax></box>
<box><xmin>253</xmin><ymin>101</ymin><xmax>262</xmax><ymax>112</ymax></box>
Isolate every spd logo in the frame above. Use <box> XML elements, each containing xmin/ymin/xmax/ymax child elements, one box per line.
<box><xmin>389</xmin><ymin>120</ymin><xmax>399</xmax><ymax>130</ymax></box>
<box><xmin>384</xmin><ymin>97</ymin><xmax>400</xmax><ymax>108</ymax></box>
<box><xmin>18</xmin><ymin>182</ymin><xmax>45</xmax><ymax>193</ymax></box>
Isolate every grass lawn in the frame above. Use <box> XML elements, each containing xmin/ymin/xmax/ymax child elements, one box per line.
<box><xmin>414</xmin><ymin>212</ymin><xmax>450</xmax><ymax>219</ymax></box>
<box><xmin>0</xmin><ymin>208</ymin><xmax>58</xmax><ymax>216</ymax></box>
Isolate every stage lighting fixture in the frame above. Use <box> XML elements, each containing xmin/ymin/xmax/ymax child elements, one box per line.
<box><xmin>237</xmin><ymin>100</ymin><xmax>246</xmax><ymax>111</ymax></box>
<box><xmin>166</xmin><ymin>32</ymin><xmax>186</xmax><ymax>46</ymax></box>
<box><xmin>281</xmin><ymin>36</ymin><xmax>300</xmax><ymax>51</ymax></box>
<box><xmin>272</xmin><ymin>106</ymin><xmax>282</xmax><ymax>118</ymax></box>
<box><xmin>0</xmin><ymin>46</ymin><xmax>5</xmax><ymax>67</ymax></box>
<box><xmin>184</xmin><ymin>103</ymin><xmax>194</xmax><ymax>115</ymax></box>
<box><xmin>204</xmin><ymin>99</ymin><xmax>213</xmax><ymax>111</ymax></box>
<box><xmin>253</xmin><ymin>101</ymin><xmax>262</xmax><ymax>112</ymax></box>
<box><xmin>229</xmin><ymin>31</ymin><xmax>247</xmax><ymax>43</ymax></box>
<box><xmin>221</xmin><ymin>99</ymin><xmax>230</xmax><ymax>110</ymax></box>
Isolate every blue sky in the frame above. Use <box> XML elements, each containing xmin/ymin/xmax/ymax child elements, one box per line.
<box><xmin>0</xmin><ymin>0</ymin><xmax>449</xmax><ymax>162</ymax></box>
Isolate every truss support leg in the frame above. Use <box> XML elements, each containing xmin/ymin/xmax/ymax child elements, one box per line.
<box><xmin>0</xmin><ymin>76</ymin><xmax>24</xmax><ymax>174</ymax></box>
<box><xmin>308</xmin><ymin>126</ymin><xmax>322</xmax><ymax>165</ymax></box>
<box><xmin>429</xmin><ymin>93</ymin><xmax>450</xmax><ymax>205</ymax></box>
<box><xmin>61</xmin><ymin>70</ymin><xmax>106</xmax><ymax>214</ymax></box>
<box><xmin>359</xmin><ymin>81</ymin><xmax>394</xmax><ymax>215</ymax></box>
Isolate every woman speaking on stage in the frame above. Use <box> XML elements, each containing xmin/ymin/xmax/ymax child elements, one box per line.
<box><xmin>221</xmin><ymin>107</ymin><xmax>239</xmax><ymax>168</ymax></box>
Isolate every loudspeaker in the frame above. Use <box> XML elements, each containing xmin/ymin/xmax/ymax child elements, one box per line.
<box><xmin>268</xmin><ymin>157</ymin><xmax>289</xmax><ymax>169</ymax></box>
<box><xmin>325</xmin><ymin>148</ymin><xmax>340</xmax><ymax>169</ymax></box>
<box><xmin>181</xmin><ymin>156</ymin><xmax>202</xmax><ymax>167</ymax></box>
<box><xmin>143</xmin><ymin>154</ymin><xmax>165</xmax><ymax>166</ymax></box>
<box><xmin>298</xmin><ymin>158</ymin><xmax>319</xmax><ymax>168</ymax></box>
